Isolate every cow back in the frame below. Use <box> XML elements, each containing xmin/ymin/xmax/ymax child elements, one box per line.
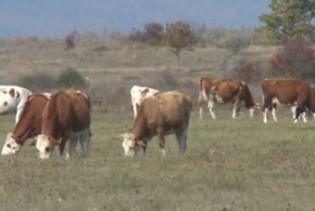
<box><xmin>135</xmin><ymin>91</ymin><xmax>192</xmax><ymax>133</ymax></box>
<box><xmin>41</xmin><ymin>89</ymin><xmax>90</xmax><ymax>138</ymax></box>
<box><xmin>262</xmin><ymin>78</ymin><xmax>311</xmax><ymax>104</ymax></box>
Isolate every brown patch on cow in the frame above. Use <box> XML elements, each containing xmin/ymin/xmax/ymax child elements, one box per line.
<box><xmin>9</xmin><ymin>89</ymin><xmax>15</xmax><ymax>98</ymax></box>
<box><xmin>3</xmin><ymin>101</ymin><xmax>8</xmax><ymax>107</ymax></box>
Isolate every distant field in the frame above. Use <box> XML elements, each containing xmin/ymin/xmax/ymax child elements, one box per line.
<box><xmin>1</xmin><ymin>108</ymin><xmax>315</xmax><ymax>211</ymax></box>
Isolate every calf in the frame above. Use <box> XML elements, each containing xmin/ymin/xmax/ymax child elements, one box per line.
<box><xmin>120</xmin><ymin>91</ymin><xmax>192</xmax><ymax>157</ymax></box>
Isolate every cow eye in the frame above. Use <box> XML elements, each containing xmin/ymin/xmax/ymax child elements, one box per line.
<box><xmin>45</xmin><ymin>146</ymin><xmax>51</xmax><ymax>152</ymax></box>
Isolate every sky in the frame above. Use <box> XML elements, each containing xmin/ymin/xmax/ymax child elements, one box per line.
<box><xmin>0</xmin><ymin>0</ymin><xmax>270</xmax><ymax>37</ymax></box>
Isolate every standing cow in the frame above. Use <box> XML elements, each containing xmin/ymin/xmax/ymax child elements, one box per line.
<box><xmin>261</xmin><ymin>78</ymin><xmax>315</xmax><ymax>123</ymax></box>
<box><xmin>198</xmin><ymin>77</ymin><xmax>258</xmax><ymax>119</ymax></box>
<box><xmin>1</xmin><ymin>93</ymin><xmax>51</xmax><ymax>155</ymax></box>
<box><xmin>120</xmin><ymin>91</ymin><xmax>192</xmax><ymax>157</ymax></box>
<box><xmin>0</xmin><ymin>85</ymin><xmax>32</xmax><ymax>124</ymax></box>
<box><xmin>130</xmin><ymin>85</ymin><xmax>159</xmax><ymax>118</ymax></box>
<box><xmin>35</xmin><ymin>89</ymin><xmax>91</xmax><ymax>159</ymax></box>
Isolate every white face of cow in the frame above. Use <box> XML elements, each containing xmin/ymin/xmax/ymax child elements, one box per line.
<box><xmin>120</xmin><ymin>133</ymin><xmax>137</xmax><ymax>157</ymax></box>
<box><xmin>1</xmin><ymin>133</ymin><xmax>22</xmax><ymax>155</ymax></box>
<box><xmin>36</xmin><ymin>134</ymin><xmax>55</xmax><ymax>159</ymax></box>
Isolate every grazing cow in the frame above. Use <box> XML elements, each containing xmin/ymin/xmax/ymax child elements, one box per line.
<box><xmin>120</xmin><ymin>91</ymin><xmax>192</xmax><ymax>157</ymax></box>
<box><xmin>35</xmin><ymin>89</ymin><xmax>91</xmax><ymax>159</ymax></box>
<box><xmin>0</xmin><ymin>85</ymin><xmax>32</xmax><ymax>124</ymax></box>
<box><xmin>198</xmin><ymin>77</ymin><xmax>258</xmax><ymax>119</ymax></box>
<box><xmin>1</xmin><ymin>93</ymin><xmax>51</xmax><ymax>155</ymax></box>
<box><xmin>261</xmin><ymin>78</ymin><xmax>315</xmax><ymax>123</ymax></box>
<box><xmin>130</xmin><ymin>85</ymin><xmax>159</xmax><ymax>118</ymax></box>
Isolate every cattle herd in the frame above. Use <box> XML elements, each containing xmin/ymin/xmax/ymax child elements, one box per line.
<box><xmin>0</xmin><ymin>76</ymin><xmax>314</xmax><ymax>159</ymax></box>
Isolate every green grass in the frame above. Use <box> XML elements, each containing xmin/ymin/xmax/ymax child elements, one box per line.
<box><xmin>1</xmin><ymin>109</ymin><xmax>315</xmax><ymax>211</ymax></box>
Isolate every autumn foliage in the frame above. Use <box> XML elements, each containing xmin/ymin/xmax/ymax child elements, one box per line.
<box><xmin>269</xmin><ymin>38</ymin><xmax>315</xmax><ymax>80</ymax></box>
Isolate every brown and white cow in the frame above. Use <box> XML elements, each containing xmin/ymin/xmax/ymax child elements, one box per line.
<box><xmin>0</xmin><ymin>85</ymin><xmax>32</xmax><ymax>124</ymax></box>
<box><xmin>198</xmin><ymin>77</ymin><xmax>258</xmax><ymax>119</ymax></box>
<box><xmin>35</xmin><ymin>89</ymin><xmax>91</xmax><ymax>159</ymax></box>
<box><xmin>120</xmin><ymin>91</ymin><xmax>192</xmax><ymax>157</ymax></box>
<box><xmin>261</xmin><ymin>78</ymin><xmax>315</xmax><ymax>123</ymax></box>
<box><xmin>1</xmin><ymin>93</ymin><xmax>51</xmax><ymax>155</ymax></box>
<box><xmin>130</xmin><ymin>85</ymin><xmax>159</xmax><ymax>118</ymax></box>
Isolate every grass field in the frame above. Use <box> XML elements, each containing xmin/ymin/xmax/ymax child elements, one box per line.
<box><xmin>1</xmin><ymin>107</ymin><xmax>315</xmax><ymax>211</ymax></box>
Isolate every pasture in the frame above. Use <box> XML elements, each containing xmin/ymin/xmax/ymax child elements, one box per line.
<box><xmin>1</xmin><ymin>108</ymin><xmax>315</xmax><ymax>211</ymax></box>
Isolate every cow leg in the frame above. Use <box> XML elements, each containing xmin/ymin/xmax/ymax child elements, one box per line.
<box><xmin>79</xmin><ymin>129</ymin><xmax>91</xmax><ymax>156</ymax></box>
<box><xmin>175</xmin><ymin>130</ymin><xmax>187</xmax><ymax>155</ymax></box>
<box><xmin>58</xmin><ymin>138</ymin><xmax>68</xmax><ymax>155</ymax></box>
<box><xmin>66</xmin><ymin>137</ymin><xmax>78</xmax><ymax>158</ymax></box>
<box><xmin>294</xmin><ymin>106</ymin><xmax>305</xmax><ymax>123</ymax></box>
<box><xmin>301</xmin><ymin>112</ymin><xmax>307</xmax><ymax>123</ymax></box>
<box><xmin>199</xmin><ymin>105</ymin><xmax>203</xmax><ymax>119</ymax></box>
<box><xmin>271</xmin><ymin>104</ymin><xmax>278</xmax><ymax>122</ymax></box>
<box><xmin>207</xmin><ymin>100</ymin><xmax>216</xmax><ymax>119</ymax></box>
<box><xmin>291</xmin><ymin>106</ymin><xmax>297</xmax><ymax>119</ymax></box>
<box><xmin>157</xmin><ymin>130</ymin><xmax>166</xmax><ymax>156</ymax></box>
<box><xmin>232</xmin><ymin>99</ymin><xmax>241</xmax><ymax>119</ymax></box>
<box><xmin>263</xmin><ymin>107</ymin><xmax>269</xmax><ymax>123</ymax></box>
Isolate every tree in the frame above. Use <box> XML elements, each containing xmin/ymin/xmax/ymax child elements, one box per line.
<box><xmin>128</xmin><ymin>22</ymin><xmax>164</xmax><ymax>46</ymax></box>
<box><xmin>164</xmin><ymin>21</ymin><xmax>196</xmax><ymax>71</ymax></box>
<box><xmin>256</xmin><ymin>0</ymin><xmax>315</xmax><ymax>43</ymax></box>
<box><xmin>64</xmin><ymin>30</ymin><xmax>79</xmax><ymax>50</ymax></box>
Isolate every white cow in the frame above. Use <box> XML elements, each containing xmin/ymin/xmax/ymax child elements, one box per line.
<box><xmin>0</xmin><ymin>85</ymin><xmax>32</xmax><ymax>124</ymax></box>
<box><xmin>130</xmin><ymin>85</ymin><xmax>159</xmax><ymax>118</ymax></box>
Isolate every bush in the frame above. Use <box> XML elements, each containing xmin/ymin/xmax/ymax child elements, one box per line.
<box><xmin>224</xmin><ymin>56</ymin><xmax>261</xmax><ymax>83</ymax></box>
<box><xmin>16</xmin><ymin>71</ymin><xmax>56</xmax><ymax>92</ymax></box>
<box><xmin>56</xmin><ymin>67</ymin><xmax>87</xmax><ymax>88</ymax></box>
<box><xmin>269</xmin><ymin>38</ymin><xmax>315</xmax><ymax>80</ymax></box>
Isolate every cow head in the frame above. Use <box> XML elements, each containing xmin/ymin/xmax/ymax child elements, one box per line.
<box><xmin>1</xmin><ymin>132</ymin><xmax>22</xmax><ymax>155</ymax></box>
<box><xmin>119</xmin><ymin>133</ymin><xmax>146</xmax><ymax>157</ymax></box>
<box><xmin>119</xmin><ymin>133</ymin><xmax>137</xmax><ymax>157</ymax></box>
<box><xmin>35</xmin><ymin>134</ymin><xmax>58</xmax><ymax>159</ymax></box>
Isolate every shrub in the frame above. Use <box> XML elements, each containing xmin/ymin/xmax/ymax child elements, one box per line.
<box><xmin>224</xmin><ymin>57</ymin><xmax>261</xmax><ymax>83</ymax></box>
<box><xmin>269</xmin><ymin>38</ymin><xmax>315</xmax><ymax>80</ymax></box>
<box><xmin>16</xmin><ymin>71</ymin><xmax>56</xmax><ymax>92</ymax></box>
<box><xmin>56</xmin><ymin>67</ymin><xmax>87</xmax><ymax>88</ymax></box>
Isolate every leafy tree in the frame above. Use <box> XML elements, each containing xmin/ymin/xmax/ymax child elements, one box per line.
<box><xmin>164</xmin><ymin>21</ymin><xmax>196</xmax><ymax>71</ymax></box>
<box><xmin>256</xmin><ymin>0</ymin><xmax>315</xmax><ymax>43</ymax></box>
